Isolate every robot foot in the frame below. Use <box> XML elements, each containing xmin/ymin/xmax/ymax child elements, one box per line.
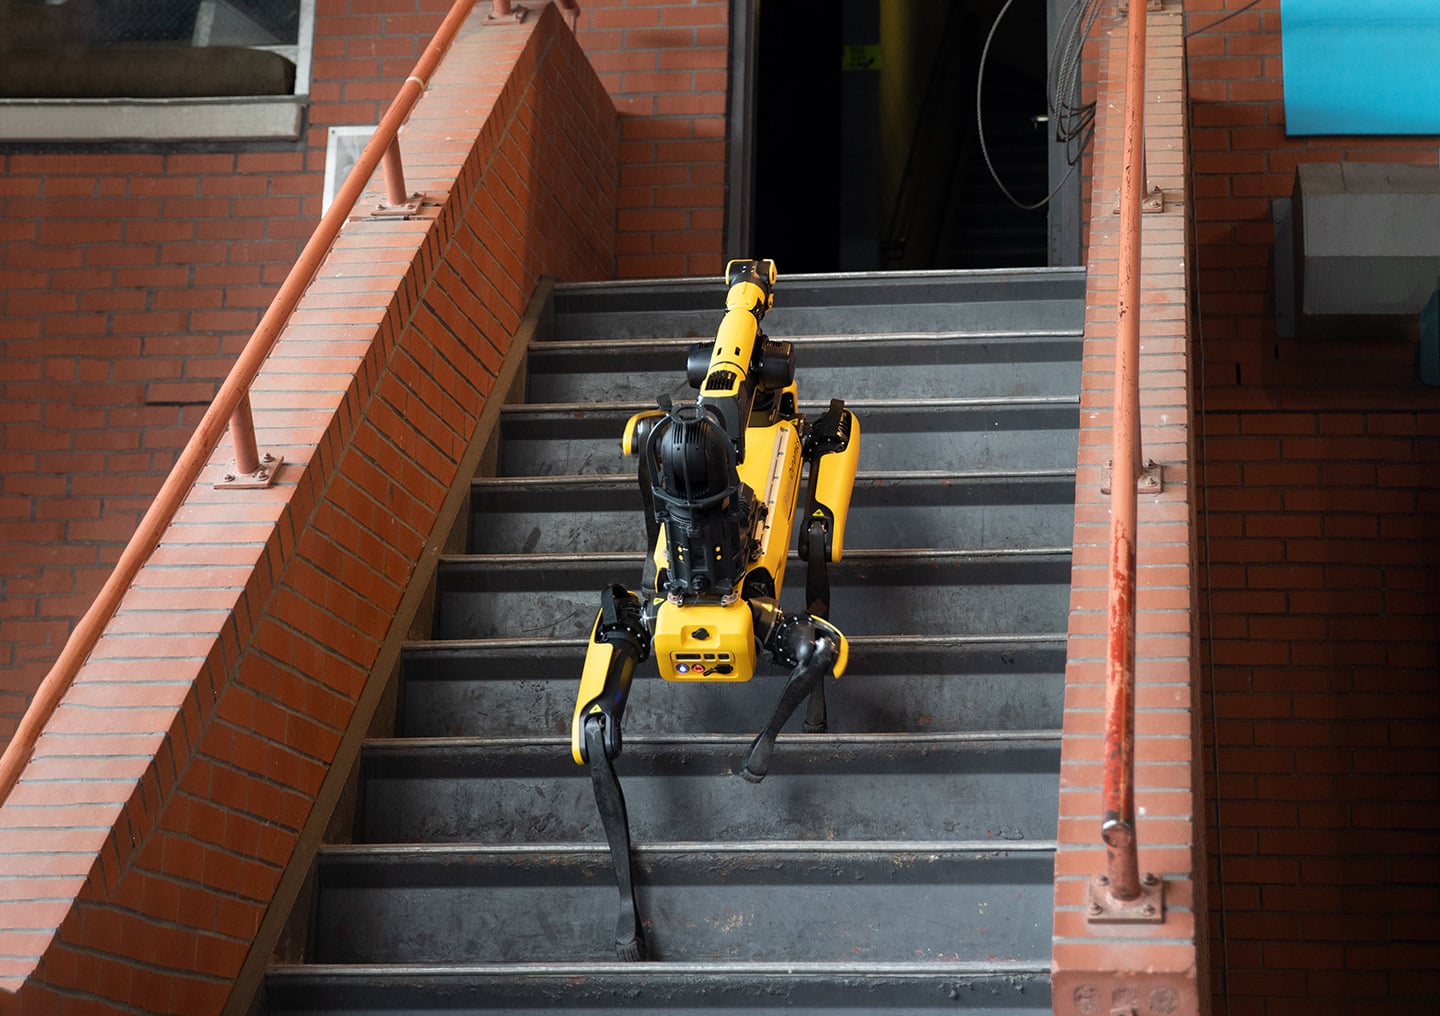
<box><xmin>615</xmin><ymin>927</ymin><xmax>647</xmax><ymax>962</ymax></box>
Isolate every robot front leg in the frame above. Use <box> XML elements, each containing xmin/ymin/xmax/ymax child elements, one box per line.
<box><xmin>571</xmin><ymin>585</ymin><xmax>651</xmax><ymax>961</ymax></box>
<box><xmin>801</xmin><ymin>519</ymin><xmax>832</xmax><ymax>734</ymax></box>
<box><xmin>741</xmin><ymin>599</ymin><xmax>848</xmax><ymax>783</ymax></box>
<box><xmin>797</xmin><ymin>398</ymin><xmax>860</xmax><ymax>734</ymax></box>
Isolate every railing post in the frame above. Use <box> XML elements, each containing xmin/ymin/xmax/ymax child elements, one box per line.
<box><xmin>374</xmin><ymin>120</ymin><xmax>423</xmax><ymax>217</ymax></box>
<box><xmin>383</xmin><ymin>137</ymin><xmax>410</xmax><ymax>208</ymax></box>
<box><xmin>1089</xmin><ymin>0</ymin><xmax>1164</xmax><ymax>927</ymax></box>
<box><xmin>216</xmin><ymin>393</ymin><xmax>282</xmax><ymax>489</ymax></box>
<box><xmin>488</xmin><ymin>1</ymin><xmax>578</xmax><ymax>29</ymax></box>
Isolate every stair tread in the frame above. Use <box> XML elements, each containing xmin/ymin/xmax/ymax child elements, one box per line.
<box><xmin>270</xmin><ymin>958</ymin><xmax>1050</xmax><ymax>974</ymax></box>
<box><xmin>311</xmin><ymin>844</ymin><xmax>1057</xmax><ymax>964</ymax></box>
<box><xmin>503</xmin><ymin>394</ymin><xmax>1079</xmax><ymax>413</ymax></box>
<box><xmin>440</xmin><ymin>546</ymin><xmax>1071</xmax><ymax>565</ymax></box>
<box><xmin>394</xmin><ymin>635</ymin><xmax>1065</xmax><ymax>739</ymax></box>
<box><xmin>366</xmin><ymin>730</ymin><xmax>1061</xmax><ymax>750</ymax></box>
<box><xmin>546</xmin><ymin>267</ymin><xmax>1085</xmax><ymax>341</ymax></box>
<box><xmin>266</xmin><ymin>961</ymin><xmax>1053</xmax><ymax>1015</ymax></box>
<box><xmin>358</xmin><ymin>734</ymin><xmax>1062</xmax><ymax>845</ymax></box>
<box><xmin>473</xmin><ymin>467</ymin><xmax>1076</xmax><ymax>486</ymax></box>
<box><xmin>320</xmin><ymin>839</ymin><xmax>1059</xmax><ymax>857</ymax></box>
<box><xmin>534</xmin><ymin>328</ymin><xmax>1081</xmax><ymax>347</ymax></box>
<box><xmin>403</xmin><ymin>632</ymin><xmax>1066</xmax><ymax>652</ymax></box>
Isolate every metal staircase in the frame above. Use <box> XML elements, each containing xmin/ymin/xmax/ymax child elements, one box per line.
<box><xmin>264</xmin><ymin>267</ymin><xmax>1085</xmax><ymax>1014</ymax></box>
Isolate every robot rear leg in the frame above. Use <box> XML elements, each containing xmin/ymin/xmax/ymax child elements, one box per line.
<box><xmin>572</xmin><ymin>585</ymin><xmax>651</xmax><ymax>960</ymax></box>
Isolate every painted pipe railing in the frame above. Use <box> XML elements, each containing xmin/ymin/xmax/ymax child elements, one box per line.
<box><xmin>0</xmin><ymin>0</ymin><xmax>494</xmax><ymax>804</ymax></box>
<box><xmin>1091</xmin><ymin>0</ymin><xmax>1164</xmax><ymax>924</ymax></box>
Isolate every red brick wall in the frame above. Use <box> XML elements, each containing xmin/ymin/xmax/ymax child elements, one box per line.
<box><xmin>1186</xmin><ymin>1</ymin><xmax>1440</xmax><ymax>1011</ymax></box>
<box><xmin>0</xmin><ymin>8</ymin><xmax>615</xmax><ymax>1012</ymax></box>
<box><xmin>0</xmin><ymin>0</ymin><xmax>457</xmax><ymax>747</ymax></box>
<box><xmin>0</xmin><ymin>0</ymin><xmax>729</xmax><ymax>752</ymax></box>
<box><xmin>577</xmin><ymin>0</ymin><xmax>729</xmax><ymax>277</ymax></box>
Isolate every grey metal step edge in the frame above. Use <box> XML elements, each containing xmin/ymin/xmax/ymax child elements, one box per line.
<box><xmin>548</xmin><ymin>266</ymin><xmax>1086</xmax><ymax>310</ymax></box>
<box><xmin>438</xmin><ymin>546</ymin><xmax>1070</xmax><ymax>567</ymax></box>
<box><xmin>268</xmin><ymin>959</ymin><xmax>1049</xmax><ymax>976</ymax></box>
<box><xmin>533</xmin><ymin>329</ymin><xmax>1082</xmax><ymax>351</ymax></box>
<box><xmin>363</xmin><ymin>730</ymin><xmax>1061</xmax><ymax>752</ymax></box>
<box><xmin>502</xmin><ymin>395</ymin><xmax>1079</xmax><ymax>414</ymax></box>
<box><xmin>316</xmin><ymin>839</ymin><xmax>1059</xmax><ymax>860</ymax></box>
<box><xmin>401</xmin><ymin>632</ymin><xmax>1068</xmax><ymax>654</ymax></box>
<box><xmin>472</xmin><ymin>467</ymin><xmax>1077</xmax><ymax>488</ymax></box>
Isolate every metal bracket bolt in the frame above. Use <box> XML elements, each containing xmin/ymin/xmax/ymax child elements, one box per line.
<box><xmin>487</xmin><ymin>2</ymin><xmax>528</xmax><ymax>22</ymax></box>
<box><xmin>1112</xmin><ymin>185</ymin><xmax>1166</xmax><ymax>215</ymax></box>
<box><xmin>1101</xmin><ymin>459</ymin><xmax>1164</xmax><ymax>495</ymax></box>
<box><xmin>216</xmin><ymin>452</ymin><xmax>284</xmax><ymax>490</ymax></box>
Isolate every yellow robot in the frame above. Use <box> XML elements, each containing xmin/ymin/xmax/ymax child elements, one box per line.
<box><xmin>569</xmin><ymin>259</ymin><xmax>861</xmax><ymax>961</ymax></box>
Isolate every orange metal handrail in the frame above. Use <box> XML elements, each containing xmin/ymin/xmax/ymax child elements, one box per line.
<box><xmin>0</xmin><ymin>0</ymin><xmax>483</xmax><ymax>805</ymax></box>
<box><xmin>1097</xmin><ymin>0</ymin><xmax>1153</xmax><ymax>912</ymax></box>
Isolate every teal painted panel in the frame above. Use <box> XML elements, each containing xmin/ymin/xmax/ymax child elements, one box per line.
<box><xmin>1281</xmin><ymin>0</ymin><xmax>1440</xmax><ymax>135</ymax></box>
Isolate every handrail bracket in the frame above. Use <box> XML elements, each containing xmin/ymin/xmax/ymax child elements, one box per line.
<box><xmin>1087</xmin><ymin>870</ymin><xmax>1165</xmax><ymax>924</ymax></box>
<box><xmin>215</xmin><ymin>453</ymin><xmax>284</xmax><ymax>490</ymax></box>
<box><xmin>370</xmin><ymin>194</ymin><xmax>426</xmax><ymax>217</ymax></box>
<box><xmin>1111</xmin><ymin>182</ymin><xmax>1166</xmax><ymax>215</ymax></box>
<box><xmin>1101</xmin><ymin>458</ymin><xmax>1164</xmax><ymax>495</ymax></box>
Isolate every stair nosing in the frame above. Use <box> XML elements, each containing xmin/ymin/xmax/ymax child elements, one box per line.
<box><xmin>436</xmin><ymin>546</ymin><xmax>1073</xmax><ymax>567</ymax></box>
<box><xmin>400</xmin><ymin>632</ymin><xmax>1070</xmax><ymax>653</ymax></box>
<box><xmin>317</xmin><ymin>839</ymin><xmax>1060</xmax><ymax>859</ymax></box>
<box><xmin>472</xmin><ymin>467</ymin><xmax>1078</xmax><ymax>488</ymax></box>
<box><xmin>502</xmin><ymin>395</ymin><xmax>1080</xmax><ymax>415</ymax></box>
<box><xmin>531</xmin><ymin>329</ymin><xmax>1083</xmax><ymax>351</ymax></box>
<box><xmin>362</xmin><ymin>730</ymin><xmax>1064</xmax><ymax>752</ymax></box>
<box><xmin>551</xmin><ymin>265</ymin><xmax>1085</xmax><ymax>291</ymax></box>
<box><xmin>267</xmin><ymin>958</ymin><xmax>1052</xmax><ymax>976</ymax></box>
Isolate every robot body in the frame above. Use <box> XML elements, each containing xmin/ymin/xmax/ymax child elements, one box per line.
<box><xmin>569</xmin><ymin>259</ymin><xmax>859</xmax><ymax>960</ymax></box>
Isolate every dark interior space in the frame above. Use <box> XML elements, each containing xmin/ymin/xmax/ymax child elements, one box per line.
<box><xmin>751</xmin><ymin>3</ymin><xmax>845</xmax><ymax>273</ymax></box>
<box><xmin>751</xmin><ymin>0</ymin><xmax>1051</xmax><ymax>274</ymax></box>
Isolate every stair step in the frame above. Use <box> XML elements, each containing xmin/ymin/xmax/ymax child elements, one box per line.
<box><xmin>358</xmin><ymin>733</ymin><xmax>1060</xmax><ymax>845</ymax></box>
<box><xmin>398</xmin><ymin>635</ymin><xmax>1064</xmax><ymax>738</ymax></box>
<box><xmin>310</xmin><ymin>843</ymin><xmax>1057</xmax><ymax>965</ymax></box>
<box><xmin>546</xmin><ymin>267</ymin><xmax>1085</xmax><ymax>341</ymax></box>
<box><xmin>469</xmin><ymin>471</ymin><xmax>1076</xmax><ymax>555</ymax></box>
<box><xmin>266</xmin><ymin>962</ymin><xmax>1052</xmax><ymax>1014</ymax></box>
<box><xmin>526</xmin><ymin>332</ymin><xmax>1080</xmax><ymax>404</ymax></box>
<box><xmin>497</xmin><ymin>399</ymin><xmax>1080</xmax><ymax>477</ymax></box>
<box><xmin>431</xmin><ymin>549</ymin><xmax>1072</xmax><ymax>641</ymax></box>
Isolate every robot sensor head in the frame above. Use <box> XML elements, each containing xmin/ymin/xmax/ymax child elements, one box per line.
<box><xmin>654</xmin><ymin>404</ymin><xmax>736</xmax><ymax>504</ymax></box>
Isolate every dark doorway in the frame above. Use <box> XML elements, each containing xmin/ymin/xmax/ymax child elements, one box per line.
<box><xmin>734</xmin><ymin>0</ymin><xmax>1073</xmax><ymax>274</ymax></box>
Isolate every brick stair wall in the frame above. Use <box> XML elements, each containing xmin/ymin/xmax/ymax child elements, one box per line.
<box><xmin>0</xmin><ymin>9</ymin><xmax>615</xmax><ymax>1012</ymax></box>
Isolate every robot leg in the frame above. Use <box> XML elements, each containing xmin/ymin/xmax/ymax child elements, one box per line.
<box><xmin>801</xmin><ymin>520</ymin><xmax>832</xmax><ymax>734</ymax></box>
<box><xmin>740</xmin><ymin>599</ymin><xmax>848</xmax><ymax>783</ymax></box>
<box><xmin>797</xmin><ymin>399</ymin><xmax>859</xmax><ymax>734</ymax></box>
<box><xmin>572</xmin><ymin>585</ymin><xmax>651</xmax><ymax>961</ymax></box>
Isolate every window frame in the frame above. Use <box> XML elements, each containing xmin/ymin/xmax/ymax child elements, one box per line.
<box><xmin>0</xmin><ymin>0</ymin><xmax>316</xmax><ymax>143</ymax></box>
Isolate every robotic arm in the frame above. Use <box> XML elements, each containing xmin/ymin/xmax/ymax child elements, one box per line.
<box><xmin>569</xmin><ymin>260</ymin><xmax>860</xmax><ymax>961</ymax></box>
